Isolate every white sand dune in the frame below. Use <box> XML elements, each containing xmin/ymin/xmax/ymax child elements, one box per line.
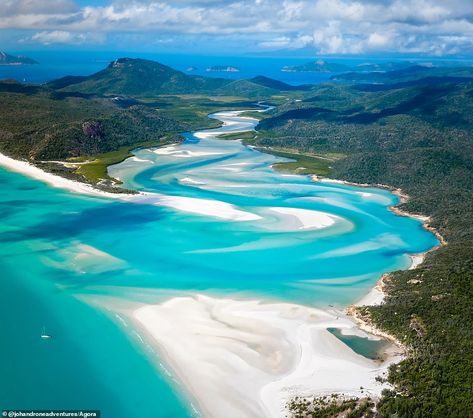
<box><xmin>153</xmin><ymin>147</ymin><xmax>223</xmax><ymax>158</ymax></box>
<box><xmin>269</xmin><ymin>207</ymin><xmax>339</xmax><ymax>230</ymax></box>
<box><xmin>132</xmin><ymin>295</ymin><xmax>399</xmax><ymax>418</ymax></box>
<box><xmin>136</xmin><ymin>193</ymin><xmax>261</xmax><ymax>221</ymax></box>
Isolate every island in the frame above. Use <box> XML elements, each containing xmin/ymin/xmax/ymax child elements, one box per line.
<box><xmin>282</xmin><ymin>59</ymin><xmax>349</xmax><ymax>73</ymax></box>
<box><xmin>0</xmin><ymin>51</ymin><xmax>38</xmax><ymax>65</ymax></box>
<box><xmin>206</xmin><ymin>65</ymin><xmax>240</xmax><ymax>72</ymax></box>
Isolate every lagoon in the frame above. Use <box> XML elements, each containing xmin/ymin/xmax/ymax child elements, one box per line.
<box><xmin>0</xmin><ymin>110</ymin><xmax>437</xmax><ymax>416</ymax></box>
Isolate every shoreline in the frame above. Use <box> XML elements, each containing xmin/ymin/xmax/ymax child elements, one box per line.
<box><xmin>0</xmin><ymin>152</ymin><xmax>135</xmax><ymax>199</ymax></box>
<box><xmin>312</xmin><ymin>175</ymin><xmax>447</xmax><ymax>363</ymax></box>
<box><xmin>125</xmin><ymin>294</ymin><xmax>402</xmax><ymax>418</ymax></box>
<box><xmin>0</xmin><ymin>110</ymin><xmax>257</xmax><ymax>200</ymax></box>
<box><xmin>1</xmin><ymin>109</ymin><xmax>445</xmax><ymax>417</ymax></box>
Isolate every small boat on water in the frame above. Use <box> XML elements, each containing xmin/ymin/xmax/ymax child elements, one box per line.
<box><xmin>40</xmin><ymin>326</ymin><xmax>52</xmax><ymax>339</ymax></box>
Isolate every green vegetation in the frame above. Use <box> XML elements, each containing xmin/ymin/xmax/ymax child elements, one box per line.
<box><xmin>151</xmin><ymin>95</ymin><xmax>264</xmax><ymax>131</ymax></box>
<box><xmin>217</xmin><ymin>131</ymin><xmax>259</xmax><ymax>141</ymax></box>
<box><xmin>238</xmin><ymin>110</ymin><xmax>273</xmax><ymax>120</ymax></box>
<box><xmin>1</xmin><ymin>58</ymin><xmax>472</xmax><ymax>414</ymax></box>
<box><xmin>51</xmin><ymin>57</ymin><xmax>308</xmax><ymax>99</ymax></box>
<box><xmin>0</xmin><ymin>57</ymin><xmax>285</xmax><ymax>189</ymax></box>
<box><xmin>282</xmin><ymin>59</ymin><xmax>350</xmax><ymax>73</ymax></box>
<box><xmin>51</xmin><ymin>58</ymin><xmax>228</xmax><ymax>95</ymax></box>
<box><xmin>0</xmin><ymin>81</ymin><xmax>185</xmax><ymax>190</ymax></box>
<box><xmin>331</xmin><ymin>64</ymin><xmax>473</xmax><ymax>84</ymax></box>
<box><xmin>256</xmin><ymin>147</ymin><xmax>343</xmax><ymax>176</ymax></box>
<box><xmin>257</xmin><ymin>73</ymin><xmax>473</xmax><ymax>417</ymax></box>
<box><xmin>286</xmin><ymin>395</ymin><xmax>375</xmax><ymax>418</ymax></box>
<box><xmin>72</xmin><ymin>137</ymin><xmax>175</xmax><ymax>184</ymax></box>
<box><xmin>0</xmin><ymin>57</ymin><xmax>308</xmax><ymax>189</ymax></box>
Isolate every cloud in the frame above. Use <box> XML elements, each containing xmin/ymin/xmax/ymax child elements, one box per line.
<box><xmin>0</xmin><ymin>0</ymin><xmax>78</xmax><ymax>17</ymax></box>
<box><xmin>1</xmin><ymin>0</ymin><xmax>473</xmax><ymax>55</ymax></box>
<box><xmin>27</xmin><ymin>30</ymin><xmax>105</xmax><ymax>45</ymax></box>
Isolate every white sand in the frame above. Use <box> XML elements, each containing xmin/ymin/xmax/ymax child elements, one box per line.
<box><xmin>195</xmin><ymin>111</ymin><xmax>259</xmax><ymax>139</ymax></box>
<box><xmin>409</xmin><ymin>253</ymin><xmax>425</xmax><ymax>270</ymax></box>
<box><xmin>0</xmin><ymin>152</ymin><xmax>125</xmax><ymax>198</ymax></box>
<box><xmin>136</xmin><ymin>193</ymin><xmax>261</xmax><ymax>222</ymax></box>
<box><xmin>356</xmin><ymin>253</ymin><xmax>426</xmax><ymax>307</ymax></box>
<box><xmin>130</xmin><ymin>156</ymin><xmax>153</xmax><ymax>164</ymax></box>
<box><xmin>0</xmin><ymin>152</ymin><xmax>262</xmax><ymax>222</ymax></box>
<box><xmin>131</xmin><ymin>294</ymin><xmax>399</xmax><ymax>418</ymax></box>
<box><xmin>355</xmin><ymin>283</ymin><xmax>386</xmax><ymax>306</ymax></box>
<box><xmin>154</xmin><ymin>147</ymin><xmax>224</xmax><ymax>158</ymax></box>
<box><xmin>180</xmin><ymin>177</ymin><xmax>206</xmax><ymax>185</ymax></box>
<box><xmin>269</xmin><ymin>207</ymin><xmax>338</xmax><ymax>230</ymax></box>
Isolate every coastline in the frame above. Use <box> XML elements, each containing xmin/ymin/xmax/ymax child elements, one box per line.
<box><xmin>125</xmin><ymin>294</ymin><xmax>402</xmax><ymax>418</ymax></box>
<box><xmin>0</xmin><ymin>152</ymin><xmax>136</xmax><ymax>199</ymax></box>
<box><xmin>0</xmin><ymin>110</ymin><xmax>445</xmax><ymax>417</ymax></box>
<box><xmin>312</xmin><ymin>175</ymin><xmax>448</xmax><ymax>364</ymax></box>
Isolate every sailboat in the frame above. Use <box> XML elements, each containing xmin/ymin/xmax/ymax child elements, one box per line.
<box><xmin>40</xmin><ymin>326</ymin><xmax>52</xmax><ymax>339</ymax></box>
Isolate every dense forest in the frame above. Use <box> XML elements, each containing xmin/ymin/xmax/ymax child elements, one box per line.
<box><xmin>254</xmin><ymin>71</ymin><xmax>473</xmax><ymax>417</ymax></box>
<box><xmin>0</xmin><ymin>80</ymin><xmax>184</xmax><ymax>161</ymax></box>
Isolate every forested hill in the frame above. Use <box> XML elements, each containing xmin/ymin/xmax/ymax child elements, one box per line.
<box><xmin>254</xmin><ymin>75</ymin><xmax>473</xmax><ymax>417</ymax></box>
<box><xmin>0</xmin><ymin>57</ymin><xmax>305</xmax><ymax>189</ymax></box>
<box><xmin>49</xmin><ymin>57</ymin><xmax>307</xmax><ymax>97</ymax></box>
<box><xmin>50</xmin><ymin>57</ymin><xmax>229</xmax><ymax>95</ymax></box>
<box><xmin>332</xmin><ymin>64</ymin><xmax>473</xmax><ymax>84</ymax></box>
<box><xmin>0</xmin><ymin>79</ymin><xmax>185</xmax><ymax>190</ymax></box>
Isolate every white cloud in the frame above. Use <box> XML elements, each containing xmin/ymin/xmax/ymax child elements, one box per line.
<box><xmin>1</xmin><ymin>0</ymin><xmax>473</xmax><ymax>55</ymax></box>
<box><xmin>28</xmin><ymin>30</ymin><xmax>105</xmax><ymax>45</ymax></box>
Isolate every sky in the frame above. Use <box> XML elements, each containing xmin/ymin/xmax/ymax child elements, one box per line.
<box><xmin>0</xmin><ymin>0</ymin><xmax>472</xmax><ymax>56</ymax></box>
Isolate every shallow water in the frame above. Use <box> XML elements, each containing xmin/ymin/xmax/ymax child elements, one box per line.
<box><xmin>327</xmin><ymin>328</ymin><xmax>389</xmax><ymax>360</ymax></box>
<box><xmin>0</xmin><ymin>110</ymin><xmax>437</xmax><ymax>416</ymax></box>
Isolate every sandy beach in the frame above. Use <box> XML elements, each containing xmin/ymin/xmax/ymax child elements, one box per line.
<box><xmin>0</xmin><ymin>108</ymin><xmax>443</xmax><ymax>418</ymax></box>
<box><xmin>0</xmin><ymin>152</ymin><xmax>129</xmax><ymax>198</ymax></box>
<box><xmin>0</xmin><ymin>152</ymin><xmax>263</xmax><ymax>222</ymax></box>
<box><xmin>131</xmin><ymin>294</ymin><xmax>401</xmax><ymax>418</ymax></box>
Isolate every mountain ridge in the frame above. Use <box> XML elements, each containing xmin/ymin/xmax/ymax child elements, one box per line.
<box><xmin>49</xmin><ymin>57</ymin><xmax>309</xmax><ymax>97</ymax></box>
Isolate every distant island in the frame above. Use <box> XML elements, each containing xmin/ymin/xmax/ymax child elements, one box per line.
<box><xmin>0</xmin><ymin>52</ymin><xmax>38</xmax><ymax>65</ymax></box>
<box><xmin>282</xmin><ymin>59</ymin><xmax>349</xmax><ymax>73</ymax></box>
<box><xmin>206</xmin><ymin>65</ymin><xmax>240</xmax><ymax>73</ymax></box>
<box><xmin>282</xmin><ymin>59</ymin><xmax>434</xmax><ymax>74</ymax></box>
<box><xmin>354</xmin><ymin>61</ymin><xmax>419</xmax><ymax>72</ymax></box>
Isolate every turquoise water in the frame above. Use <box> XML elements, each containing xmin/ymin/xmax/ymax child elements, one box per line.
<box><xmin>0</xmin><ymin>111</ymin><xmax>437</xmax><ymax>416</ymax></box>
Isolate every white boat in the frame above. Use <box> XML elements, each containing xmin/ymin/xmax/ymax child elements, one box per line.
<box><xmin>40</xmin><ymin>326</ymin><xmax>52</xmax><ymax>339</ymax></box>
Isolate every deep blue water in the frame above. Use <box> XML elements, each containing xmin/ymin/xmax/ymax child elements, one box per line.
<box><xmin>0</xmin><ymin>51</ymin><xmax>331</xmax><ymax>85</ymax></box>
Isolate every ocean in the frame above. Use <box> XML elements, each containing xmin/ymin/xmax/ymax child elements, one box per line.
<box><xmin>0</xmin><ymin>110</ymin><xmax>438</xmax><ymax>416</ymax></box>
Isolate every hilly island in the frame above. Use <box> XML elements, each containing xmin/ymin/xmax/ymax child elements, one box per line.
<box><xmin>0</xmin><ymin>55</ymin><xmax>472</xmax><ymax>418</ymax></box>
